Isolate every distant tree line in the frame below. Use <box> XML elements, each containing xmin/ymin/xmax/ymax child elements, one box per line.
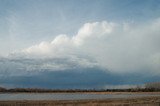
<box><xmin>0</xmin><ymin>82</ymin><xmax>160</xmax><ymax>93</ymax></box>
<box><xmin>145</xmin><ymin>82</ymin><xmax>160</xmax><ymax>91</ymax></box>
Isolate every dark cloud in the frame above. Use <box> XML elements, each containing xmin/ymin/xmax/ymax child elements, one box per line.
<box><xmin>0</xmin><ymin>68</ymin><xmax>159</xmax><ymax>89</ymax></box>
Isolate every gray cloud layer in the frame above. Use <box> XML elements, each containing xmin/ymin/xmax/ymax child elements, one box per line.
<box><xmin>0</xmin><ymin>68</ymin><xmax>160</xmax><ymax>89</ymax></box>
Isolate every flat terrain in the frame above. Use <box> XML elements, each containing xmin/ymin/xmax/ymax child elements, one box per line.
<box><xmin>0</xmin><ymin>96</ymin><xmax>160</xmax><ymax>106</ymax></box>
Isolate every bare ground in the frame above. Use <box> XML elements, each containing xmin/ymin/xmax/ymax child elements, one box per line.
<box><xmin>0</xmin><ymin>96</ymin><xmax>160</xmax><ymax>106</ymax></box>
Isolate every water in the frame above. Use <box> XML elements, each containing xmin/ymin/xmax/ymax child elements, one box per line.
<box><xmin>0</xmin><ymin>93</ymin><xmax>160</xmax><ymax>100</ymax></box>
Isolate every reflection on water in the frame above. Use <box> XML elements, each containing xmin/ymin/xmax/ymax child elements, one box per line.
<box><xmin>0</xmin><ymin>93</ymin><xmax>159</xmax><ymax>100</ymax></box>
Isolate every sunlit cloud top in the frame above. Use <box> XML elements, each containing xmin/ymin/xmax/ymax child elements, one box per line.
<box><xmin>0</xmin><ymin>0</ymin><xmax>160</xmax><ymax>55</ymax></box>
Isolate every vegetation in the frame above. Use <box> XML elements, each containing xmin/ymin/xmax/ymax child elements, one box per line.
<box><xmin>145</xmin><ymin>82</ymin><xmax>160</xmax><ymax>91</ymax></box>
<box><xmin>0</xmin><ymin>82</ymin><xmax>160</xmax><ymax>93</ymax></box>
<box><xmin>0</xmin><ymin>82</ymin><xmax>159</xmax><ymax>93</ymax></box>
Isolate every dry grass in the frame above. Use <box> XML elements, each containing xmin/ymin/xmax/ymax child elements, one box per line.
<box><xmin>0</xmin><ymin>96</ymin><xmax>160</xmax><ymax>106</ymax></box>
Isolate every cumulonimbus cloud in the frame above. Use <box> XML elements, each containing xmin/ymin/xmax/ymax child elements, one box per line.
<box><xmin>7</xmin><ymin>19</ymin><xmax>160</xmax><ymax>73</ymax></box>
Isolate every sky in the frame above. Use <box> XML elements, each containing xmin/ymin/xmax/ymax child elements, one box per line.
<box><xmin>0</xmin><ymin>0</ymin><xmax>160</xmax><ymax>89</ymax></box>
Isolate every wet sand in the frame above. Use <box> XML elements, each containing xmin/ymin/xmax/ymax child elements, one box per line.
<box><xmin>0</xmin><ymin>96</ymin><xmax>160</xmax><ymax>106</ymax></box>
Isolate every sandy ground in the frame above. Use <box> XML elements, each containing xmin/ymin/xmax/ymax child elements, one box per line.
<box><xmin>81</xmin><ymin>91</ymin><xmax>160</xmax><ymax>94</ymax></box>
<box><xmin>0</xmin><ymin>95</ymin><xmax>160</xmax><ymax>106</ymax></box>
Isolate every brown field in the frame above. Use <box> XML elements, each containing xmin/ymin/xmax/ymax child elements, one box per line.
<box><xmin>78</xmin><ymin>91</ymin><xmax>160</xmax><ymax>95</ymax></box>
<box><xmin>0</xmin><ymin>96</ymin><xmax>160</xmax><ymax>106</ymax></box>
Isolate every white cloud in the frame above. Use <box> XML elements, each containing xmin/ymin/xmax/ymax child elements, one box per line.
<box><xmin>20</xmin><ymin>21</ymin><xmax>115</xmax><ymax>58</ymax></box>
<box><xmin>7</xmin><ymin>19</ymin><xmax>160</xmax><ymax>73</ymax></box>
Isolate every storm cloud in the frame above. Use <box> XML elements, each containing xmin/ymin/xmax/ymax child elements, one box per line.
<box><xmin>7</xmin><ymin>19</ymin><xmax>160</xmax><ymax>74</ymax></box>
